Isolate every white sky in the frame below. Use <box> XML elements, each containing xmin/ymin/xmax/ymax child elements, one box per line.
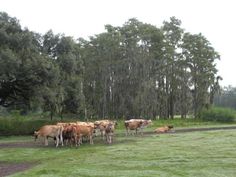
<box><xmin>1</xmin><ymin>0</ymin><xmax>235</xmax><ymax>87</ymax></box>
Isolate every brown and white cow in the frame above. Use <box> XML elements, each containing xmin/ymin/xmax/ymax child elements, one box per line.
<box><xmin>94</xmin><ymin>120</ymin><xmax>117</xmax><ymax>140</ymax></box>
<box><xmin>154</xmin><ymin>125</ymin><xmax>174</xmax><ymax>133</ymax></box>
<box><xmin>125</xmin><ymin>119</ymin><xmax>152</xmax><ymax>136</ymax></box>
<box><xmin>34</xmin><ymin>125</ymin><xmax>64</xmax><ymax>147</ymax></box>
<box><xmin>105</xmin><ymin>123</ymin><xmax>116</xmax><ymax>144</ymax></box>
<box><xmin>125</xmin><ymin>120</ymin><xmax>142</xmax><ymax>136</ymax></box>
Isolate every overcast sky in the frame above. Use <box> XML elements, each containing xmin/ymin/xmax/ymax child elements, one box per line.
<box><xmin>1</xmin><ymin>0</ymin><xmax>235</xmax><ymax>87</ymax></box>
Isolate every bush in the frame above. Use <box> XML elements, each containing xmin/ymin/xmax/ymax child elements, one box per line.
<box><xmin>200</xmin><ymin>107</ymin><xmax>235</xmax><ymax>122</ymax></box>
<box><xmin>0</xmin><ymin>118</ymin><xmax>57</xmax><ymax>136</ymax></box>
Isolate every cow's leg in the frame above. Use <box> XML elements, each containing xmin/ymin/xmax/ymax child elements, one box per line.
<box><xmin>102</xmin><ymin>130</ymin><xmax>105</xmax><ymax>140</ymax></box>
<box><xmin>109</xmin><ymin>134</ymin><xmax>112</xmax><ymax>144</ymax></box>
<box><xmin>126</xmin><ymin>128</ymin><xmax>130</xmax><ymax>136</ymax></box>
<box><xmin>75</xmin><ymin>137</ymin><xmax>78</xmax><ymax>147</ymax></box>
<box><xmin>100</xmin><ymin>130</ymin><xmax>103</xmax><ymax>139</ymax></box>
<box><xmin>91</xmin><ymin>135</ymin><xmax>94</xmax><ymax>144</ymax></box>
<box><xmin>79</xmin><ymin>135</ymin><xmax>83</xmax><ymax>145</ymax></box>
<box><xmin>140</xmin><ymin>128</ymin><xmax>143</xmax><ymax>136</ymax></box>
<box><xmin>55</xmin><ymin>136</ymin><xmax>59</xmax><ymax>147</ymax></box>
<box><xmin>106</xmin><ymin>133</ymin><xmax>110</xmax><ymax>144</ymax></box>
<box><xmin>111</xmin><ymin>132</ymin><xmax>113</xmax><ymax>143</ymax></box>
<box><xmin>90</xmin><ymin>134</ymin><xmax>94</xmax><ymax>145</ymax></box>
<box><xmin>106</xmin><ymin>134</ymin><xmax>109</xmax><ymax>144</ymax></box>
<box><xmin>45</xmin><ymin>137</ymin><xmax>49</xmax><ymax>146</ymax></box>
<box><xmin>77</xmin><ymin>136</ymin><xmax>81</xmax><ymax>146</ymax></box>
<box><xmin>60</xmin><ymin>134</ymin><xmax>64</xmax><ymax>146</ymax></box>
<box><xmin>65</xmin><ymin>138</ymin><xmax>68</xmax><ymax>146</ymax></box>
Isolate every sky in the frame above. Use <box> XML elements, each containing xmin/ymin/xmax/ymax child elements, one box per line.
<box><xmin>1</xmin><ymin>0</ymin><xmax>235</xmax><ymax>87</ymax></box>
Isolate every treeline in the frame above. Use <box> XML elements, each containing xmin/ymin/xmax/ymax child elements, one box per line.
<box><xmin>0</xmin><ymin>12</ymin><xmax>221</xmax><ymax>119</ymax></box>
<box><xmin>214</xmin><ymin>86</ymin><xmax>236</xmax><ymax>110</ymax></box>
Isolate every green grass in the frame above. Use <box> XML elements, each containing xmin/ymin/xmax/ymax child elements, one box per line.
<box><xmin>1</xmin><ymin>129</ymin><xmax>236</xmax><ymax>177</ymax></box>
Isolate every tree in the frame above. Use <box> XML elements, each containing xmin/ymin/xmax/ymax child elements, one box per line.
<box><xmin>0</xmin><ymin>12</ymin><xmax>57</xmax><ymax>111</ymax></box>
<box><xmin>182</xmin><ymin>33</ymin><xmax>220</xmax><ymax>117</ymax></box>
<box><xmin>214</xmin><ymin>86</ymin><xmax>236</xmax><ymax>110</ymax></box>
<box><xmin>162</xmin><ymin>17</ymin><xmax>184</xmax><ymax>118</ymax></box>
<box><xmin>1</xmin><ymin>12</ymin><xmax>221</xmax><ymax>119</ymax></box>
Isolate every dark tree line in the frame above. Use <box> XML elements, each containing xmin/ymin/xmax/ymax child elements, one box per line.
<box><xmin>0</xmin><ymin>12</ymin><xmax>221</xmax><ymax>119</ymax></box>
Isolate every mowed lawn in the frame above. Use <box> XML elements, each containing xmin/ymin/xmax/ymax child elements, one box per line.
<box><xmin>1</xmin><ymin>129</ymin><xmax>236</xmax><ymax>177</ymax></box>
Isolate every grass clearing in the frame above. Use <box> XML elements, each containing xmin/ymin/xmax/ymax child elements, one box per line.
<box><xmin>1</xmin><ymin>129</ymin><xmax>236</xmax><ymax>177</ymax></box>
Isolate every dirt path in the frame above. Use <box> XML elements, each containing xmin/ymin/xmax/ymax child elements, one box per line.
<box><xmin>0</xmin><ymin>125</ymin><xmax>236</xmax><ymax>176</ymax></box>
<box><xmin>0</xmin><ymin>162</ymin><xmax>37</xmax><ymax>177</ymax></box>
<box><xmin>149</xmin><ymin>125</ymin><xmax>236</xmax><ymax>134</ymax></box>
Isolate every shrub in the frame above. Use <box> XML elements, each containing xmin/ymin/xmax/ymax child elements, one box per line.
<box><xmin>0</xmin><ymin>118</ymin><xmax>57</xmax><ymax>136</ymax></box>
<box><xmin>200</xmin><ymin>107</ymin><xmax>235</xmax><ymax>122</ymax></box>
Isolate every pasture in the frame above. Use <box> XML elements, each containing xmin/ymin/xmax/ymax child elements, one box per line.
<box><xmin>1</xmin><ymin>128</ymin><xmax>236</xmax><ymax>177</ymax></box>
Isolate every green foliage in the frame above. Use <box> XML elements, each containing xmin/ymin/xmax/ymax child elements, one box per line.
<box><xmin>0</xmin><ymin>117</ymin><xmax>57</xmax><ymax>136</ymax></box>
<box><xmin>0</xmin><ymin>12</ymin><xmax>221</xmax><ymax>120</ymax></box>
<box><xmin>200</xmin><ymin>107</ymin><xmax>235</xmax><ymax>122</ymax></box>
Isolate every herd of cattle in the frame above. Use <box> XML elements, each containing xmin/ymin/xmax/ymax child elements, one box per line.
<box><xmin>34</xmin><ymin>119</ymin><xmax>174</xmax><ymax>147</ymax></box>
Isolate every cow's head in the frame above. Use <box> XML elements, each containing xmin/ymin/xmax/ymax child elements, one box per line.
<box><xmin>143</xmin><ymin>119</ymin><xmax>152</xmax><ymax>126</ymax></box>
<box><xmin>147</xmin><ymin>119</ymin><xmax>152</xmax><ymax>125</ymax></box>
<box><xmin>167</xmin><ymin>125</ymin><xmax>174</xmax><ymax>129</ymax></box>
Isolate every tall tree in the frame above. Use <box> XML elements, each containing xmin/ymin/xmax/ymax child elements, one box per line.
<box><xmin>162</xmin><ymin>17</ymin><xmax>184</xmax><ymax>118</ymax></box>
<box><xmin>182</xmin><ymin>33</ymin><xmax>220</xmax><ymax>117</ymax></box>
<box><xmin>0</xmin><ymin>12</ymin><xmax>57</xmax><ymax>112</ymax></box>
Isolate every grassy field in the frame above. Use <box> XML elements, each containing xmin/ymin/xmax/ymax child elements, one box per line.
<box><xmin>1</xmin><ymin>129</ymin><xmax>236</xmax><ymax>177</ymax></box>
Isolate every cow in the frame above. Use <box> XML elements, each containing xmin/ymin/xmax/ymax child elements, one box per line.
<box><xmin>154</xmin><ymin>125</ymin><xmax>174</xmax><ymax>133</ymax></box>
<box><xmin>76</xmin><ymin>123</ymin><xmax>94</xmax><ymax>145</ymax></box>
<box><xmin>34</xmin><ymin>125</ymin><xmax>64</xmax><ymax>147</ymax></box>
<box><xmin>139</xmin><ymin>119</ymin><xmax>152</xmax><ymax>135</ymax></box>
<box><xmin>124</xmin><ymin>120</ymin><xmax>143</xmax><ymax>136</ymax></box>
<box><xmin>94</xmin><ymin>120</ymin><xmax>117</xmax><ymax>139</ymax></box>
<box><xmin>62</xmin><ymin>124</ymin><xmax>79</xmax><ymax>146</ymax></box>
<box><xmin>125</xmin><ymin>119</ymin><xmax>152</xmax><ymax>136</ymax></box>
<box><xmin>70</xmin><ymin>125</ymin><xmax>81</xmax><ymax>147</ymax></box>
<box><xmin>105</xmin><ymin>123</ymin><xmax>115</xmax><ymax>144</ymax></box>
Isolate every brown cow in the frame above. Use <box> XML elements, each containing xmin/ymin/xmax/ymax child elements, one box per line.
<box><xmin>154</xmin><ymin>125</ymin><xmax>174</xmax><ymax>133</ymax></box>
<box><xmin>71</xmin><ymin>125</ymin><xmax>81</xmax><ymax>147</ymax></box>
<box><xmin>34</xmin><ymin>125</ymin><xmax>63</xmax><ymax>147</ymax></box>
<box><xmin>76</xmin><ymin>123</ymin><xmax>94</xmax><ymax>145</ymax></box>
<box><xmin>62</xmin><ymin>124</ymin><xmax>80</xmax><ymax>146</ymax></box>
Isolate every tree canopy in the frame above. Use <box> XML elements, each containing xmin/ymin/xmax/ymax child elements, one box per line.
<box><xmin>0</xmin><ymin>12</ymin><xmax>221</xmax><ymax>119</ymax></box>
